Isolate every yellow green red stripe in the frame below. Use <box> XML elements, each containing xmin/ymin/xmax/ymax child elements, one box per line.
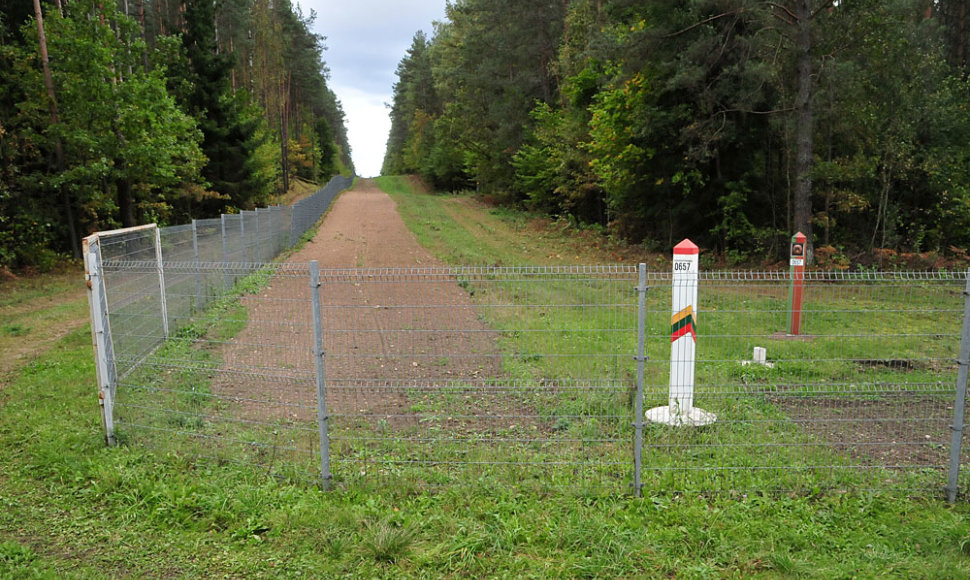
<box><xmin>671</xmin><ymin>306</ymin><xmax>696</xmax><ymax>342</ymax></box>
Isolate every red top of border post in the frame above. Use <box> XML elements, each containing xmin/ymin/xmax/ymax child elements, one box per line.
<box><xmin>673</xmin><ymin>239</ymin><xmax>700</xmax><ymax>255</ymax></box>
<box><xmin>793</xmin><ymin>231</ymin><xmax>806</xmax><ymax>243</ymax></box>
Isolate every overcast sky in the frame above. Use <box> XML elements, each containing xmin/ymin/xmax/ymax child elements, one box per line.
<box><xmin>299</xmin><ymin>1</ymin><xmax>448</xmax><ymax>177</ymax></box>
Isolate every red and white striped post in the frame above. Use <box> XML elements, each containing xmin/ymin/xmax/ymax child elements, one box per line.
<box><xmin>788</xmin><ymin>232</ymin><xmax>806</xmax><ymax>335</ymax></box>
<box><xmin>646</xmin><ymin>239</ymin><xmax>716</xmax><ymax>427</ymax></box>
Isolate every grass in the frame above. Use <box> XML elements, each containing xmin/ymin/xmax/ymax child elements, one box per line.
<box><xmin>374</xmin><ymin>175</ymin><xmax>662</xmax><ymax>267</ymax></box>
<box><xmin>378</xmin><ymin>175</ymin><xmax>965</xmax><ymax>495</ymax></box>
<box><xmin>1</xmin><ymin>179</ymin><xmax>970</xmax><ymax>576</ymax></box>
<box><xmin>0</xmin><ymin>265</ymin><xmax>88</xmax><ymax>381</ymax></box>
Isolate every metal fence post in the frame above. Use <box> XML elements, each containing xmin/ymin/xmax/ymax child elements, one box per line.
<box><xmin>254</xmin><ymin>209</ymin><xmax>261</xmax><ymax>261</ymax></box>
<box><xmin>192</xmin><ymin>219</ymin><xmax>202</xmax><ymax>311</ymax></box>
<box><xmin>310</xmin><ymin>261</ymin><xmax>333</xmax><ymax>490</ymax></box>
<box><xmin>269</xmin><ymin>207</ymin><xmax>278</xmax><ymax>256</ymax></box>
<box><xmin>153</xmin><ymin>225</ymin><xmax>169</xmax><ymax>338</ymax></box>
<box><xmin>83</xmin><ymin>236</ymin><xmax>116</xmax><ymax>445</ymax></box>
<box><xmin>241</xmin><ymin>213</ymin><xmax>248</xmax><ymax>263</ymax></box>
<box><xmin>275</xmin><ymin>206</ymin><xmax>285</xmax><ymax>255</ymax></box>
<box><xmin>633</xmin><ymin>263</ymin><xmax>647</xmax><ymax>497</ymax></box>
<box><xmin>946</xmin><ymin>271</ymin><xmax>970</xmax><ymax>502</ymax></box>
<box><xmin>221</xmin><ymin>214</ymin><xmax>230</xmax><ymax>290</ymax></box>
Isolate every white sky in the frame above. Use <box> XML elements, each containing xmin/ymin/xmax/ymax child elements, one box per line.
<box><xmin>299</xmin><ymin>1</ymin><xmax>448</xmax><ymax>177</ymax></box>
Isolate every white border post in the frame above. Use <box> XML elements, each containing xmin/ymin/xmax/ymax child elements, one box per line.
<box><xmin>153</xmin><ymin>225</ymin><xmax>169</xmax><ymax>338</ymax></box>
<box><xmin>646</xmin><ymin>239</ymin><xmax>716</xmax><ymax>427</ymax></box>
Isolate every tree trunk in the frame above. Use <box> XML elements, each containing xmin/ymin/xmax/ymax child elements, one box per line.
<box><xmin>959</xmin><ymin>1</ymin><xmax>967</xmax><ymax>68</ymax></box>
<box><xmin>34</xmin><ymin>0</ymin><xmax>80</xmax><ymax>258</ymax></box>
<box><xmin>33</xmin><ymin>0</ymin><xmax>59</xmax><ymax>136</ymax></box>
<box><xmin>117</xmin><ymin>173</ymin><xmax>136</xmax><ymax>227</ymax></box>
<box><xmin>138</xmin><ymin>0</ymin><xmax>150</xmax><ymax>70</ymax></box>
<box><xmin>793</xmin><ymin>0</ymin><xmax>814</xmax><ymax>261</ymax></box>
<box><xmin>280</xmin><ymin>72</ymin><xmax>291</xmax><ymax>194</ymax></box>
<box><xmin>114</xmin><ymin>122</ymin><xmax>135</xmax><ymax>227</ymax></box>
<box><xmin>229</xmin><ymin>24</ymin><xmax>236</xmax><ymax>92</ymax></box>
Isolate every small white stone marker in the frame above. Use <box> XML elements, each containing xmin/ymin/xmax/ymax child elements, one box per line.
<box><xmin>742</xmin><ymin>346</ymin><xmax>775</xmax><ymax>368</ymax></box>
<box><xmin>646</xmin><ymin>239</ymin><xmax>716</xmax><ymax>427</ymax></box>
<box><xmin>753</xmin><ymin>346</ymin><xmax>767</xmax><ymax>365</ymax></box>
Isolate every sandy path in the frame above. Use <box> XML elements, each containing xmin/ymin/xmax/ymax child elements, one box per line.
<box><xmin>214</xmin><ymin>180</ymin><xmax>503</xmax><ymax>427</ymax></box>
<box><xmin>291</xmin><ymin>179</ymin><xmax>440</xmax><ymax>269</ymax></box>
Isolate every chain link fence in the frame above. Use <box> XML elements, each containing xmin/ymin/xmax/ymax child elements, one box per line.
<box><xmin>84</xmin><ymin>233</ymin><xmax>970</xmax><ymax>497</ymax></box>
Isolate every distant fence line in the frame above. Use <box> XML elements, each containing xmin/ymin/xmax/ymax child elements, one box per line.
<box><xmin>82</xmin><ymin>175</ymin><xmax>351</xmax><ymax>410</ymax></box>
<box><xmin>85</xmin><ymin>175</ymin><xmax>352</xmax><ymax>356</ymax></box>
<box><xmin>82</xmin><ymin>227</ymin><xmax>970</xmax><ymax>499</ymax></box>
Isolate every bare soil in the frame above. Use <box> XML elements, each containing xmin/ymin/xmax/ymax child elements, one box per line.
<box><xmin>773</xmin><ymin>395</ymin><xmax>954</xmax><ymax>468</ymax></box>
<box><xmin>213</xmin><ymin>180</ymin><xmax>527</xmax><ymax>433</ymax></box>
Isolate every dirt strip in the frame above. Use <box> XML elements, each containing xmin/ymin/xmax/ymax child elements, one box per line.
<box><xmin>214</xmin><ymin>179</ymin><xmax>505</xmax><ymax>425</ymax></box>
<box><xmin>292</xmin><ymin>178</ymin><xmax>443</xmax><ymax>269</ymax></box>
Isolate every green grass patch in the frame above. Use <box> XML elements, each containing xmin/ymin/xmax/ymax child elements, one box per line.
<box><xmin>1</xmin><ymin>323</ymin><xmax>30</xmax><ymax>337</ymax></box>
<box><xmin>0</xmin><ymin>264</ymin><xmax>88</xmax><ymax>380</ymax></box>
<box><xmin>376</xmin><ymin>175</ymin><xmax>641</xmax><ymax>266</ymax></box>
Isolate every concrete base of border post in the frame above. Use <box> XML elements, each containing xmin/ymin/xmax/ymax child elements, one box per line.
<box><xmin>645</xmin><ymin>405</ymin><xmax>717</xmax><ymax>427</ymax></box>
<box><xmin>646</xmin><ymin>239</ymin><xmax>716</xmax><ymax>428</ymax></box>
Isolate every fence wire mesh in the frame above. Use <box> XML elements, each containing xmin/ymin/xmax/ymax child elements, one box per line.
<box><xmin>85</xmin><ymin>246</ymin><xmax>970</xmax><ymax>495</ymax></box>
<box><xmin>645</xmin><ymin>270</ymin><xmax>968</xmax><ymax>496</ymax></box>
<box><xmin>317</xmin><ymin>266</ymin><xmax>638</xmax><ymax>492</ymax></box>
<box><xmin>110</xmin><ymin>262</ymin><xmax>321</xmax><ymax>481</ymax></box>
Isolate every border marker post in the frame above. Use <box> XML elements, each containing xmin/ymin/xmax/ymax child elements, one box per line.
<box><xmin>646</xmin><ymin>239</ymin><xmax>716</xmax><ymax>427</ymax></box>
<box><xmin>789</xmin><ymin>232</ymin><xmax>806</xmax><ymax>335</ymax></box>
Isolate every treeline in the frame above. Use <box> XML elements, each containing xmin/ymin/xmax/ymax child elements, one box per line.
<box><xmin>0</xmin><ymin>0</ymin><xmax>353</xmax><ymax>270</ymax></box>
<box><xmin>384</xmin><ymin>0</ymin><xmax>970</xmax><ymax>261</ymax></box>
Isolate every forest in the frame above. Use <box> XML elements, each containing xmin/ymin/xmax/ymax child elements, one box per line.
<box><xmin>383</xmin><ymin>0</ymin><xmax>970</xmax><ymax>262</ymax></box>
<box><xmin>0</xmin><ymin>0</ymin><xmax>353</xmax><ymax>270</ymax></box>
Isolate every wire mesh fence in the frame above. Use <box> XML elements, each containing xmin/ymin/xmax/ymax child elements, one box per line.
<box><xmin>83</xmin><ymin>246</ymin><xmax>970</xmax><ymax>497</ymax></box>
<box><xmin>316</xmin><ymin>266</ymin><xmax>638</xmax><ymax>492</ymax></box>
<box><xmin>645</xmin><ymin>270</ymin><xmax>969</xmax><ymax>497</ymax></box>
<box><xmin>86</xmin><ymin>176</ymin><xmax>351</xmax><ymax>373</ymax></box>
<box><xmin>109</xmin><ymin>261</ymin><xmax>322</xmax><ymax>481</ymax></box>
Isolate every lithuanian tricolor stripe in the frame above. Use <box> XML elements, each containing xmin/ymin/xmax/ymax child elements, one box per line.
<box><xmin>670</xmin><ymin>305</ymin><xmax>696</xmax><ymax>342</ymax></box>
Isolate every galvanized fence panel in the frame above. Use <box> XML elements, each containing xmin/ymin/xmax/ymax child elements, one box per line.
<box><xmin>85</xmin><ymin>257</ymin><xmax>970</xmax><ymax>496</ymax></box>
<box><xmin>83</xmin><ymin>235</ymin><xmax>118</xmax><ymax>444</ymax></box>
<box><xmin>159</xmin><ymin>223</ymin><xmax>201</xmax><ymax>333</ymax></box>
<box><xmin>82</xmin><ymin>177</ymin><xmax>352</xmax><ymax>448</ymax></box>
<box><xmin>316</xmin><ymin>265</ymin><xmax>640</xmax><ymax>492</ymax></box>
<box><xmin>290</xmin><ymin>175</ymin><xmax>352</xmax><ymax>245</ymax></box>
<box><xmin>638</xmin><ymin>270</ymin><xmax>969</xmax><ymax>496</ymax></box>
<box><xmin>108</xmin><ymin>261</ymin><xmax>323</xmax><ymax>481</ymax></box>
<box><xmin>96</xmin><ymin>226</ymin><xmax>167</xmax><ymax>378</ymax></box>
<box><xmin>81</xmin><ymin>178</ymin><xmax>970</xmax><ymax>496</ymax></box>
